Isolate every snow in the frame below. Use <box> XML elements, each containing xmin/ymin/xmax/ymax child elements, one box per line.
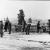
<box><xmin>0</xmin><ymin>32</ymin><xmax>50</xmax><ymax>50</ymax></box>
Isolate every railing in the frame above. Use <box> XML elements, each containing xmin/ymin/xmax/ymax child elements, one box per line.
<box><xmin>11</xmin><ymin>25</ymin><xmax>50</xmax><ymax>33</ymax></box>
<box><xmin>30</xmin><ymin>25</ymin><xmax>37</xmax><ymax>32</ymax></box>
<box><xmin>11</xmin><ymin>25</ymin><xmax>37</xmax><ymax>32</ymax></box>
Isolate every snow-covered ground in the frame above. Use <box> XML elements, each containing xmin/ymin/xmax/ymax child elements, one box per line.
<box><xmin>0</xmin><ymin>32</ymin><xmax>50</xmax><ymax>50</ymax></box>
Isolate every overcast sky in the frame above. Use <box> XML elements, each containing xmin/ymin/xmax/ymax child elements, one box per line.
<box><xmin>0</xmin><ymin>0</ymin><xmax>50</xmax><ymax>21</ymax></box>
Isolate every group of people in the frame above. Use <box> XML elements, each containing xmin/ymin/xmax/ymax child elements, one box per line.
<box><xmin>22</xmin><ymin>19</ymin><xmax>50</xmax><ymax>35</ymax></box>
<box><xmin>37</xmin><ymin>21</ymin><xmax>47</xmax><ymax>33</ymax></box>
<box><xmin>37</xmin><ymin>20</ymin><xmax>50</xmax><ymax>34</ymax></box>
<box><xmin>4</xmin><ymin>18</ymin><xmax>11</xmax><ymax>34</ymax></box>
<box><xmin>1</xmin><ymin>18</ymin><xmax>50</xmax><ymax>37</ymax></box>
<box><xmin>0</xmin><ymin>18</ymin><xmax>11</xmax><ymax>37</ymax></box>
<box><xmin>22</xmin><ymin>20</ymin><xmax>46</xmax><ymax>35</ymax></box>
<box><xmin>22</xmin><ymin>21</ymin><xmax>31</xmax><ymax>35</ymax></box>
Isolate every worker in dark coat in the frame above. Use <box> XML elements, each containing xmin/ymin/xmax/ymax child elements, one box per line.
<box><xmin>4</xmin><ymin>17</ymin><xmax>9</xmax><ymax>32</ymax></box>
<box><xmin>48</xmin><ymin>19</ymin><xmax>50</xmax><ymax>34</ymax></box>
<box><xmin>4</xmin><ymin>21</ymin><xmax>8</xmax><ymax>32</ymax></box>
<box><xmin>25</xmin><ymin>24</ymin><xmax>31</xmax><ymax>35</ymax></box>
<box><xmin>37</xmin><ymin>21</ymin><xmax>40</xmax><ymax>33</ymax></box>
<box><xmin>8</xmin><ymin>22</ymin><xmax>11</xmax><ymax>34</ymax></box>
<box><xmin>0</xmin><ymin>21</ymin><xmax>3</xmax><ymax>37</ymax></box>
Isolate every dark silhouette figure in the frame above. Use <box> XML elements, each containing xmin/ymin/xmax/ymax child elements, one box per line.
<box><xmin>37</xmin><ymin>21</ymin><xmax>40</xmax><ymax>33</ymax></box>
<box><xmin>4</xmin><ymin>18</ymin><xmax>9</xmax><ymax>32</ymax></box>
<box><xmin>8</xmin><ymin>22</ymin><xmax>11</xmax><ymax>34</ymax></box>
<box><xmin>0</xmin><ymin>21</ymin><xmax>3</xmax><ymax>37</ymax></box>
<box><xmin>25</xmin><ymin>24</ymin><xmax>31</xmax><ymax>35</ymax></box>
<box><xmin>42</xmin><ymin>26</ymin><xmax>46</xmax><ymax>32</ymax></box>
<box><xmin>48</xmin><ymin>19</ymin><xmax>50</xmax><ymax>34</ymax></box>
<box><xmin>4</xmin><ymin>18</ymin><xmax>11</xmax><ymax>34</ymax></box>
<box><xmin>4</xmin><ymin>21</ymin><xmax>9</xmax><ymax>32</ymax></box>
